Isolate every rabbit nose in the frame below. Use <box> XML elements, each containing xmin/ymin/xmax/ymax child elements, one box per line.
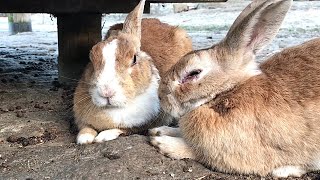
<box><xmin>100</xmin><ymin>88</ymin><xmax>115</xmax><ymax>98</ymax></box>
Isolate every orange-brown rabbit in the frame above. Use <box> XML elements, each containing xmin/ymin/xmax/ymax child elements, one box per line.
<box><xmin>150</xmin><ymin>0</ymin><xmax>320</xmax><ymax>178</ymax></box>
<box><xmin>73</xmin><ymin>0</ymin><xmax>192</xmax><ymax>144</ymax></box>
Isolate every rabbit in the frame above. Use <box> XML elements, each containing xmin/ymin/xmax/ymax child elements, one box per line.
<box><xmin>73</xmin><ymin>0</ymin><xmax>192</xmax><ymax>145</ymax></box>
<box><xmin>150</xmin><ymin>0</ymin><xmax>320</xmax><ymax>178</ymax></box>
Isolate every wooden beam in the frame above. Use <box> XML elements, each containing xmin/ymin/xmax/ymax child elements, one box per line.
<box><xmin>148</xmin><ymin>0</ymin><xmax>227</xmax><ymax>2</ymax></box>
<box><xmin>0</xmin><ymin>0</ymin><xmax>225</xmax><ymax>13</ymax></box>
<box><xmin>0</xmin><ymin>0</ymin><xmax>139</xmax><ymax>13</ymax></box>
<box><xmin>8</xmin><ymin>13</ymin><xmax>33</xmax><ymax>35</ymax></box>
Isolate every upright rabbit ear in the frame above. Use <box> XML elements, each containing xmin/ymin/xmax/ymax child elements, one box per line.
<box><xmin>122</xmin><ymin>0</ymin><xmax>146</xmax><ymax>41</ymax></box>
<box><xmin>227</xmin><ymin>0</ymin><xmax>265</xmax><ymax>34</ymax></box>
<box><xmin>222</xmin><ymin>0</ymin><xmax>292</xmax><ymax>55</ymax></box>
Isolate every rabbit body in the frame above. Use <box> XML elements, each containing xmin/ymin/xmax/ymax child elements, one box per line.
<box><xmin>150</xmin><ymin>0</ymin><xmax>320</xmax><ymax>177</ymax></box>
<box><xmin>74</xmin><ymin>0</ymin><xmax>192</xmax><ymax>144</ymax></box>
<box><xmin>180</xmin><ymin>38</ymin><xmax>320</xmax><ymax>176</ymax></box>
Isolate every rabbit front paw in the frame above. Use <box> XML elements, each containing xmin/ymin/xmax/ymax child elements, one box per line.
<box><xmin>149</xmin><ymin>126</ymin><xmax>181</xmax><ymax>137</ymax></box>
<box><xmin>94</xmin><ymin>129</ymin><xmax>124</xmax><ymax>143</ymax></box>
<box><xmin>150</xmin><ymin>135</ymin><xmax>195</xmax><ymax>160</ymax></box>
<box><xmin>77</xmin><ymin>133</ymin><xmax>96</xmax><ymax>144</ymax></box>
<box><xmin>272</xmin><ymin>166</ymin><xmax>306</xmax><ymax>178</ymax></box>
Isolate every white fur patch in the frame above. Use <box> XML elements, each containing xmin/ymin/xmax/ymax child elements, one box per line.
<box><xmin>245</xmin><ymin>60</ymin><xmax>262</xmax><ymax>76</ymax></box>
<box><xmin>94</xmin><ymin>129</ymin><xmax>123</xmax><ymax>142</ymax></box>
<box><xmin>105</xmin><ymin>72</ymin><xmax>160</xmax><ymax>127</ymax></box>
<box><xmin>91</xmin><ymin>39</ymin><xmax>127</xmax><ymax>107</ymax></box>
<box><xmin>77</xmin><ymin>133</ymin><xmax>96</xmax><ymax>144</ymax></box>
<box><xmin>101</xmin><ymin>39</ymin><xmax>118</xmax><ymax>82</ymax></box>
<box><xmin>272</xmin><ymin>166</ymin><xmax>306</xmax><ymax>178</ymax></box>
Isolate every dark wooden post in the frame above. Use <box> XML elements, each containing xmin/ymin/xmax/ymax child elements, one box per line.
<box><xmin>8</xmin><ymin>13</ymin><xmax>32</xmax><ymax>35</ymax></box>
<box><xmin>57</xmin><ymin>13</ymin><xmax>101</xmax><ymax>83</ymax></box>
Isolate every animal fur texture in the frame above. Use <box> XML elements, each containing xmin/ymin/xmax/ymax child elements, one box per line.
<box><xmin>150</xmin><ymin>0</ymin><xmax>320</xmax><ymax>177</ymax></box>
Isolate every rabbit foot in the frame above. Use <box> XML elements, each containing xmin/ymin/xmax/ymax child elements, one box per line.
<box><xmin>94</xmin><ymin>129</ymin><xmax>124</xmax><ymax>143</ymax></box>
<box><xmin>150</xmin><ymin>135</ymin><xmax>195</xmax><ymax>160</ymax></box>
<box><xmin>149</xmin><ymin>126</ymin><xmax>181</xmax><ymax>137</ymax></box>
<box><xmin>77</xmin><ymin>133</ymin><xmax>96</xmax><ymax>144</ymax></box>
<box><xmin>272</xmin><ymin>166</ymin><xmax>306</xmax><ymax>178</ymax></box>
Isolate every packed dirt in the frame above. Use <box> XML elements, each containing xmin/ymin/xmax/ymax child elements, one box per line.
<box><xmin>1</xmin><ymin>0</ymin><xmax>320</xmax><ymax>179</ymax></box>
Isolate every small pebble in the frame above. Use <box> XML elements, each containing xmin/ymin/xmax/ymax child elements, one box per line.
<box><xmin>0</xmin><ymin>108</ymin><xmax>9</xmax><ymax>112</ymax></box>
<box><xmin>34</xmin><ymin>103</ymin><xmax>44</xmax><ymax>109</ymax></box>
<box><xmin>183</xmin><ymin>166</ymin><xmax>193</xmax><ymax>173</ymax></box>
<box><xmin>7</xmin><ymin>135</ymin><xmax>19</xmax><ymax>143</ymax></box>
<box><xmin>8</xmin><ymin>106</ymin><xmax>15</xmax><ymax>111</ymax></box>
<box><xmin>34</xmin><ymin>103</ymin><xmax>40</xmax><ymax>108</ymax></box>
<box><xmin>21</xmin><ymin>138</ymin><xmax>29</xmax><ymax>146</ymax></box>
<box><xmin>15</xmin><ymin>106</ymin><xmax>22</xmax><ymax>110</ymax></box>
<box><xmin>16</xmin><ymin>111</ymin><xmax>25</xmax><ymax>118</ymax></box>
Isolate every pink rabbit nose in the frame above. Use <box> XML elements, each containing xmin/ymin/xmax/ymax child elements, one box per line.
<box><xmin>100</xmin><ymin>88</ymin><xmax>115</xmax><ymax>98</ymax></box>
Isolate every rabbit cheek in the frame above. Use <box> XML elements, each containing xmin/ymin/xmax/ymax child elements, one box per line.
<box><xmin>129</xmin><ymin>61</ymin><xmax>153</xmax><ymax>95</ymax></box>
<box><xmin>165</xmin><ymin>94</ymin><xmax>186</xmax><ymax>118</ymax></box>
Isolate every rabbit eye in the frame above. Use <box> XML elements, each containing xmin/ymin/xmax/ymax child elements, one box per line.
<box><xmin>131</xmin><ymin>55</ymin><xmax>137</xmax><ymax>66</ymax></box>
<box><xmin>182</xmin><ymin>69</ymin><xmax>202</xmax><ymax>84</ymax></box>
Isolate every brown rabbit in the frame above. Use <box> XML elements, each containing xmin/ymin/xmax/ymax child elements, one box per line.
<box><xmin>73</xmin><ymin>0</ymin><xmax>192</xmax><ymax>144</ymax></box>
<box><xmin>150</xmin><ymin>0</ymin><xmax>320</xmax><ymax>178</ymax></box>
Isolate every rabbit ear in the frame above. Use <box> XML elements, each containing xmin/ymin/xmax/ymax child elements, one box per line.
<box><xmin>122</xmin><ymin>0</ymin><xmax>146</xmax><ymax>41</ymax></box>
<box><xmin>222</xmin><ymin>0</ymin><xmax>292</xmax><ymax>55</ymax></box>
<box><xmin>227</xmin><ymin>0</ymin><xmax>265</xmax><ymax>34</ymax></box>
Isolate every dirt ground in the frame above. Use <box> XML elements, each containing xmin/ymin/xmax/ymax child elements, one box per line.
<box><xmin>1</xmin><ymin>1</ymin><xmax>320</xmax><ymax>179</ymax></box>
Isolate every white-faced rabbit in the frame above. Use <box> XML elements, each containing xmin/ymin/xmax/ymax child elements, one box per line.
<box><xmin>150</xmin><ymin>0</ymin><xmax>320</xmax><ymax>178</ymax></box>
<box><xmin>73</xmin><ymin>0</ymin><xmax>192</xmax><ymax>144</ymax></box>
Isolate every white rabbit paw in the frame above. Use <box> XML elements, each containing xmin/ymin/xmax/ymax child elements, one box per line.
<box><xmin>272</xmin><ymin>166</ymin><xmax>306</xmax><ymax>178</ymax></box>
<box><xmin>94</xmin><ymin>129</ymin><xmax>123</xmax><ymax>143</ymax></box>
<box><xmin>77</xmin><ymin>133</ymin><xmax>95</xmax><ymax>144</ymax></box>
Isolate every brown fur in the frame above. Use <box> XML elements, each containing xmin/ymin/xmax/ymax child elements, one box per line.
<box><xmin>181</xmin><ymin>39</ymin><xmax>320</xmax><ymax>175</ymax></box>
<box><xmin>73</xmin><ymin>1</ymin><xmax>192</xmax><ymax>143</ymax></box>
<box><xmin>156</xmin><ymin>0</ymin><xmax>320</xmax><ymax>177</ymax></box>
<box><xmin>106</xmin><ymin>18</ymin><xmax>193</xmax><ymax>77</ymax></box>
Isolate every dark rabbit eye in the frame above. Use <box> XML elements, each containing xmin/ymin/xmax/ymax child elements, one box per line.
<box><xmin>181</xmin><ymin>69</ymin><xmax>202</xmax><ymax>83</ymax></box>
<box><xmin>131</xmin><ymin>55</ymin><xmax>137</xmax><ymax>66</ymax></box>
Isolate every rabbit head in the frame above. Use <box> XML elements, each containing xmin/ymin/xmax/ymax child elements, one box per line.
<box><xmin>159</xmin><ymin>0</ymin><xmax>292</xmax><ymax>118</ymax></box>
<box><xmin>88</xmin><ymin>0</ymin><xmax>159</xmax><ymax>108</ymax></box>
